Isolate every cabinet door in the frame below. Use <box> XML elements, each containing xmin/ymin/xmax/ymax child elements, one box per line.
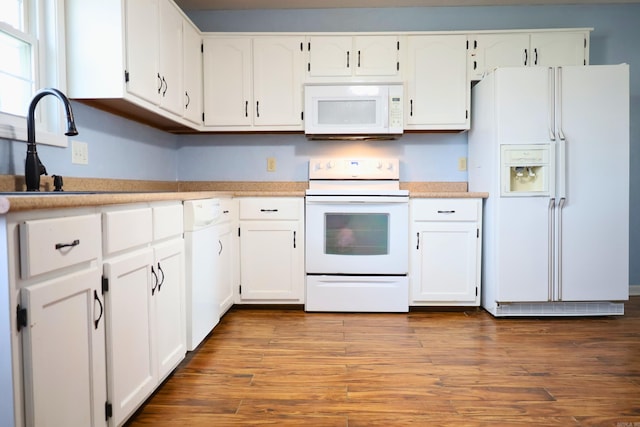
<box><xmin>406</xmin><ymin>35</ymin><xmax>469</xmax><ymax>130</ymax></box>
<box><xmin>183</xmin><ymin>20</ymin><xmax>202</xmax><ymax>125</ymax></box>
<box><xmin>125</xmin><ymin>0</ymin><xmax>159</xmax><ymax>104</ymax></box>
<box><xmin>104</xmin><ymin>249</ymin><xmax>156</xmax><ymax>427</ymax></box>
<box><xmin>216</xmin><ymin>222</ymin><xmax>235</xmax><ymax>315</ymax></box>
<box><xmin>157</xmin><ymin>0</ymin><xmax>184</xmax><ymax>115</ymax></box>
<box><xmin>530</xmin><ymin>32</ymin><xmax>587</xmax><ymax>67</ymax></box>
<box><xmin>468</xmin><ymin>33</ymin><xmax>529</xmax><ymax>80</ymax></box>
<box><xmin>239</xmin><ymin>220</ymin><xmax>303</xmax><ymax>301</ymax></box>
<box><xmin>153</xmin><ymin>239</ymin><xmax>186</xmax><ymax>380</ymax></box>
<box><xmin>307</xmin><ymin>36</ymin><xmax>352</xmax><ymax>77</ymax></box>
<box><xmin>354</xmin><ymin>36</ymin><xmax>399</xmax><ymax>77</ymax></box>
<box><xmin>21</xmin><ymin>268</ymin><xmax>106</xmax><ymax>427</ymax></box>
<box><xmin>411</xmin><ymin>222</ymin><xmax>479</xmax><ymax>303</ymax></box>
<box><xmin>203</xmin><ymin>37</ymin><xmax>252</xmax><ymax>126</ymax></box>
<box><xmin>253</xmin><ymin>37</ymin><xmax>304</xmax><ymax>127</ymax></box>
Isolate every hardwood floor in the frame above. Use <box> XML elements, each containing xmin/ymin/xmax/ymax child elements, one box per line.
<box><xmin>126</xmin><ymin>298</ymin><xmax>640</xmax><ymax>426</ymax></box>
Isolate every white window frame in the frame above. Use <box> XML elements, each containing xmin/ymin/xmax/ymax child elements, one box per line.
<box><xmin>0</xmin><ymin>0</ymin><xmax>69</xmax><ymax>147</ymax></box>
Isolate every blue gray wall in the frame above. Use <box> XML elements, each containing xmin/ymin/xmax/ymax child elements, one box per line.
<box><xmin>0</xmin><ymin>4</ymin><xmax>638</xmax><ymax>283</ymax></box>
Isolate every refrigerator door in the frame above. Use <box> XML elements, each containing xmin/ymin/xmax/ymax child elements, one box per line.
<box><xmin>496</xmin><ymin>196</ymin><xmax>553</xmax><ymax>302</ymax></box>
<box><xmin>555</xmin><ymin>65</ymin><xmax>629</xmax><ymax>301</ymax></box>
<box><xmin>495</xmin><ymin>67</ymin><xmax>555</xmax><ymax>145</ymax></box>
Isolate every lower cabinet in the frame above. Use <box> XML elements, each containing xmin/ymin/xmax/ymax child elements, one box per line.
<box><xmin>216</xmin><ymin>210</ymin><xmax>236</xmax><ymax>316</ymax></box>
<box><xmin>102</xmin><ymin>202</ymin><xmax>185</xmax><ymax>426</ymax></box>
<box><xmin>20</xmin><ymin>267</ymin><xmax>106</xmax><ymax>427</ymax></box>
<box><xmin>410</xmin><ymin>199</ymin><xmax>482</xmax><ymax>306</ymax></box>
<box><xmin>103</xmin><ymin>248</ymin><xmax>156</xmax><ymax>426</ymax></box>
<box><xmin>13</xmin><ymin>211</ymin><xmax>105</xmax><ymax>427</ymax></box>
<box><xmin>238</xmin><ymin>198</ymin><xmax>304</xmax><ymax>303</ymax></box>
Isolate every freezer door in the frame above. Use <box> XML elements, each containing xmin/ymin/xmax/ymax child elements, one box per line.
<box><xmin>555</xmin><ymin>65</ymin><xmax>629</xmax><ymax>301</ymax></box>
<box><xmin>495</xmin><ymin>196</ymin><xmax>553</xmax><ymax>302</ymax></box>
<box><xmin>494</xmin><ymin>67</ymin><xmax>555</xmax><ymax>145</ymax></box>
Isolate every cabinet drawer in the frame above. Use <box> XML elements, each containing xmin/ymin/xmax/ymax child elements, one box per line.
<box><xmin>218</xmin><ymin>198</ymin><xmax>236</xmax><ymax>224</ymax></box>
<box><xmin>103</xmin><ymin>207</ymin><xmax>153</xmax><ymax>255</ymax></box>
<box><xmin>411</xmin><ymin>199</ymin><xmax>479</xmax><ymax>221</ymax></box>
<box><xmin>19</xmin><ymin>214</ymin><xmax>101</xmax><ymax>279</ymax></box>
<box><xmin>153</xmin><ymin>203</ymin><xmax>184</xmax><ymax>241</ymax></box>
<box><xmin>239</xmin><ymin>198</ymin><xmax>302</xmax><ymax>220</ymax></box>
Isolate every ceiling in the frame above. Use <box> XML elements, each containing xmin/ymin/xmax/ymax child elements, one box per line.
<box><xmin>174</xmin><ymin>0</ymin><xmax>640</xmax><ymax>10</ymax></box>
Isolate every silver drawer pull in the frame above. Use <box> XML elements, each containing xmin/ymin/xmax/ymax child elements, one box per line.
<box><xmin>55</xmin><ymin>239</ymin><xmax>80</xmax><ymax>250</ymax></box>
<box><xmin>437</xmin><ymin>210</ymin><xmax>456</xmax><ymax>214</ymax></box>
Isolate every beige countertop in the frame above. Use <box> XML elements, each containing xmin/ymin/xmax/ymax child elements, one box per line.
<box><xmin>0</xmin><ymin>177</ymin><xmax>488</xmax><ymax>214</ymax></box>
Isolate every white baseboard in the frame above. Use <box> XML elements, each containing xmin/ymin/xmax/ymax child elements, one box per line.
<box><xmin>630</xmin><ymin>285</ymin><xmax>640</xmax><ymax>296</ymax></box>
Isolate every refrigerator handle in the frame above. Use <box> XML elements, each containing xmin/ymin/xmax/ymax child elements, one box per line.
<box><xmin>557</xmin><ymin>67</ymin><xmax>566</xmax><ymax>141</ymax></box>
<box><xmin>548</xmin><ymin>198</ymin><xmax>556</xmax><ymax>302</ymax></box>
<box><xmin>558</xmin><ymin>139</ymin><xmax>567</xmax><ymax>199</ymax></box>
<box><xmin>557</xmin><ymin>197</ymin><xmax>567</xmax><ymax>301</ymax></box>
<box><xmin>548</xmin><ymin>67</ymin><xmax>556</xmax><ymax>141</ymax></box>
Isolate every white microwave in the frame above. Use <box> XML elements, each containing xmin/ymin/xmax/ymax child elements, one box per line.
<box><xmin>304</xmin><ymin>83</ymin><xmax>404</xmax><ymax>139</ymax></box>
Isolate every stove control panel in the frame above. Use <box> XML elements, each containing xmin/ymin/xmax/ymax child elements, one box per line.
<box><xmin>309</xmin><ymin>158</ymin><xmax>400</xmax><ymax>180</ymax></box>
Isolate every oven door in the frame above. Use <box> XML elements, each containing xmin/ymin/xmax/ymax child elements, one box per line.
<box><xmin>305</xmin><ymin>195</ymin><xmax>408</xmax><ymax>275</ymax></box>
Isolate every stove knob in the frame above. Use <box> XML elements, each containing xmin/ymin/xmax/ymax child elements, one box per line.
<box><xmin>326</xmin><ymin>161</ymin><xmax>335</xmax><ymax>169</ymax></box>
<box><xmin>376</xmin><ymin>161</ymin><xmax>383</xmax><ymax>169</ymax></box>
<box><xmin>387</xmin><ymin>162</ymin><xmax>394</xmax><ymax>170</ymax></box>
<box><xmin>314</xmin><ymin>162</ymin><xmax>323</xmax><ymax>170</ymax></box>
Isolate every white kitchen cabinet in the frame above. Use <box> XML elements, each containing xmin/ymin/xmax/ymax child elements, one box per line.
<box><xmin>151</xmin><ymin>203</ymin><xmax>185</xmax><ymax>378</ymax></box>
<box><xmin>306</xmin><ymin>35</ymin><xmax>400</xmax><ymax>80</ymax></box>
<box><xmin>216</xmin><ymin>199</ymin><xmax>237</xmax><ymax>316</ymax></box>
<box><xmin>13</xmin><ymin>212</ymin><xmax>105</xmax><ymax>427</ymax></box>
<box><xmin>410</xmin><ymin>199</ymin><xmax>482</xmax><ymax>306</ymax></box>
<box><xmin>238</xmin><ymin>198</ymin><xmax>304</xmax><ymax>303</ymax></box>
<box><xmin>203</xmin><ymin>36</ymin><xmax>304</xmax><ymax>130</ymax></box>
<box><xmin>102</xmin><ymin>202</ymin><xmax>185</xmax><ymax>426</ymax></box>
<box><xmin>467</xmin><ymin>30</ymin><xmax>590</xmax><ymax>80</ymax></box>
<box><xmin>103</xmin><ymin>248</ymin><xmax>156</xmax><ymax>427</ymax></box>
<box><xmin>203</xmin><ymin>37</ymin><xmax>252</xmax><ymax>127</ymax></box>
<box><xmin>405</xmin><ymin>35</ymin><xmax>469</xmax><ymax>131</ymax></box>
<box><xmin>183</xmin><ymin>19</ymin><xmax>203</xmax><ymax>125</ymax></box>
<box><xmin>65</xmin><ymin>0</ymin><xmax>199</xmax><ymax>131</ymax></box>
<box><xmin>126</xmin><ymin>0</ymin><xmax>184</xmax><ymax>115</ymax></box>
<box><xmin>20</xmin><ymin>268</ymin><xmax>106</xmax><ymax>427</ymax></box>
<box><xmin>102</xmin><ymin>206</ymin><xmax>155</xmax><ymax>426</ymax></box>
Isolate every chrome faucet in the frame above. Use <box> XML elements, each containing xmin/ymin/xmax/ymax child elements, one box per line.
<box><xmin>25</xmin><ymin>88</ymin><xmax>78</xmax><ymax>191</ymax></box>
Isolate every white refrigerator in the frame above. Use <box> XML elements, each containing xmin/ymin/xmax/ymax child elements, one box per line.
<box><xmin>468</xmin><ymin>65</ymin><xmax>629</xmax><ymax>316</ymax></box>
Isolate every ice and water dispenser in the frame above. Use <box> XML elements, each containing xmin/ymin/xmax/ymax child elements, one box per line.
<box><xmin>501</xmin><ymin>144</ymin><xmax>554</xmax><ymax>197</ymax></box>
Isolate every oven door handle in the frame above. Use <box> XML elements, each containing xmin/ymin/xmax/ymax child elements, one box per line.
<box><xmin>306</xmin><ymin>196</ymin><xmax>409</xmax><ymax>204</ymax></box>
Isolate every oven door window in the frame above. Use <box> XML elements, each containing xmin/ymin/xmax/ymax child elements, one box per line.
<box><xmin>325</xmin><ymin>213</ymin><xmax>389</xmax><ymax>255</ymax></box>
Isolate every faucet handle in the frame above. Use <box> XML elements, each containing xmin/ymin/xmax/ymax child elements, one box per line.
<box><xmin>52</xmin><ymin>175</ymin><xmax>64</xmax><ymax>192</ymax></box>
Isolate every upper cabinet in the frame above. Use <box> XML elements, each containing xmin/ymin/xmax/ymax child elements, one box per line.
<box><xmin>66</xmin><ymin>0</ymin><xmax>201</xmax><ymax>131</ymax></box>
<box><xmin>65</xmin><ymin>7</ymin><xmax>591</xmax><ymax>134</ymax></box>
<box><xmin>182</xmin><ymin>20</ymin><xmax>203</xmax><ymax>125</ymax></box>
<box><xmin>203</xmin><ymin>35</ymin><xmax>305</xmax><ymax>130</ymax></box>
<box><xmin>405</xmin><ymin>34</ymin><xmax>469</xmax><ymax>131</ymax></box>
<box><xmin>126</xmin><ymin>0</ymin><xmax>184</xmax><ymax>116</ymax></box>
<box><xmin>467</xmin><ymin>30</ymin><xmax>590</xmax><ymax>80</ymax></box>
<box><xmin>306</xmin><ymin>35</ymin><xmax>401</xmax><ymax>81</ymax></box>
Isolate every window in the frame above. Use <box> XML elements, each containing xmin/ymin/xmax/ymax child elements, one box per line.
<box><xmin>0</xmin><ymin>0</ymin><xmax>69</xmax><ymax>147</ymax></box>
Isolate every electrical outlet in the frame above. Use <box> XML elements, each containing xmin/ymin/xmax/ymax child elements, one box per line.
<box><xmin>267</xmin><ymin>157</ymin><xmax>276</xmax><ymax>172</ymax></box>
<box><xmin>457</xmin><ymin>157</ymin><xmax>467</xmax><ymax>171</ymax></box>
<box><xmin>72</xmin><ymin>140</ymin><xmax>89</xmax><ymax>165</ymax></box>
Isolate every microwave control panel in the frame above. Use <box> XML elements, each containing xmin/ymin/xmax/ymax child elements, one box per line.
<box><xmin>389</xmin><ymin>95</ymin><xmax>403</xmax><ymax>128</ymax></box>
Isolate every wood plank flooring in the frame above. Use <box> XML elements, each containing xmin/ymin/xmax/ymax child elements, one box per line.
<box><xmin>126</xmin><ymin>298</ymin><xmax>640</xmax><ymax>426</ymax></box>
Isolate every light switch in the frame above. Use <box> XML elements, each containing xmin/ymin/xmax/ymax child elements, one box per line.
<box><xmin>267</xmin><ymin>157</ymin><xmax>276</xmax><ymax>172</ymax></box>
<box><xmin>458</xmin><ymin>157</ymin><xmax>467</xmax><ymax>171</ymax></box>
<box><xmin>72</xmin><ymin>140</ymin><xmax>89</xmax><ymax>165</ymax></box>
